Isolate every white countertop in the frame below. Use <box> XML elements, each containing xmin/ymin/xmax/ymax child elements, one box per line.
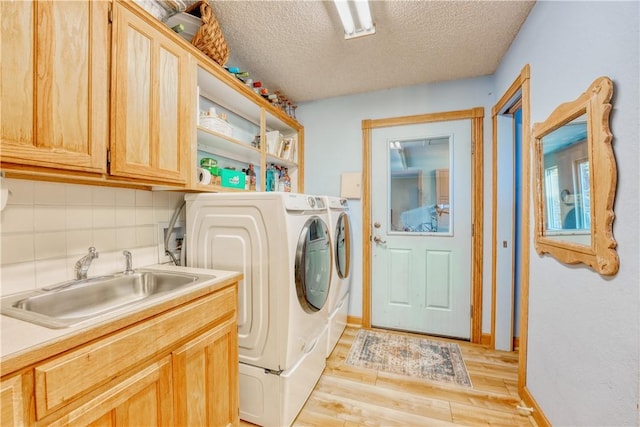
<box><xmin>0</xmin><ymin>264</ymin><xmax>241</xmax><ymax>368</ymax></box>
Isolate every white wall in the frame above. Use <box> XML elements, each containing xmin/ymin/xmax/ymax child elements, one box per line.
<box><xmin>297</xmin><ymin>76</ymin><xmax>496</xmax><ymax>332</ymax></box>
<box><xmin>494</xmin><ymin>1</ymin><xmax>640</xmax><ymax>425</ymax></box>
<box><xmin>0</xmin><ymin>179</ymin><xmax>186</xmax><ymax>296</ymax></box>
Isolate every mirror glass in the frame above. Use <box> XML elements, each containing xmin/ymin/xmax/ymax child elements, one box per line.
<box><xmin>533</xmin><ymin>76</ymin><xmax>618</xmax><ymax>276</ymax></box>
<box><xmin>541</xmin><ymin>113</ymin><xmax>591</xmax><ymax>245</ymax></box>
<box><xmin>388</xmin><ymin>137</ymin><xmax>451</xmax><ymax>233</ymax></box>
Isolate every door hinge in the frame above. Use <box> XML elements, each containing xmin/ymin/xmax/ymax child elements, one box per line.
<box><xmin>108</xmin><ymin>5</ymin><xmax>113</xmax><ymax>23</ymax></box>
<box><xmin>471</xmin><ymin>143</ymin><xmax>474</xmax><ymax>155</ymax></box>
<box><xmin>471</xmin><ymin>223</ymin><xmax>474</xmax><ymax>237</ymax></box>
<box><xmin>106</xmin><ymin>149</ymin><xmax>111</xmax><ymax>167</ymax></box>
<box><xmin>470</xmin><ymin>305</ymin><xmax>473</xmax><ymax>317</ymax></box>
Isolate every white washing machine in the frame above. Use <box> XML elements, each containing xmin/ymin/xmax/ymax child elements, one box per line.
<box><xmin>185</xmin><ymin>192</ymin><xmax>331</xmax><ymax>427</ymax></box>
<box><xmin>321</xmin><ymin>196</ymin><xmax>353</xmax><ymax>358</ymax></box>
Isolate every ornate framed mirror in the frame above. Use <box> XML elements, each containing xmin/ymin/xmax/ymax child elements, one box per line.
<box><xmin>532</xmin><ymin>76</ymin><xmax>618</xmax><ymax>275</ymax></box>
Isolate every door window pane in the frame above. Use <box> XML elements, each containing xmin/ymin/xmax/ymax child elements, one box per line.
<box><xmin>389</xmin><ymin>137</ymin><xmax>451</xmax><ymax>233</ymax></box>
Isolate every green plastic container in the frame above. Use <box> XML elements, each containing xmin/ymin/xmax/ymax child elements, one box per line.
<box><xmin>200</xmin><ymin>158</ymin><xmax>219</xmax><ymax>176</ymax></box>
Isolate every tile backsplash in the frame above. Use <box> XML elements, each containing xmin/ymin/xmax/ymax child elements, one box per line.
<box><xmin>0</xmin><ymin>178</ymin><xmax>186</xmax><ymax>296</ymax></box>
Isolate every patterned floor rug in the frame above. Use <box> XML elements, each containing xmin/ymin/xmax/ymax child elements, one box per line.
<box><xmin>344</xmin><ymin>329</ymin><xmax>472</xmax><ymax>387</ymax></box>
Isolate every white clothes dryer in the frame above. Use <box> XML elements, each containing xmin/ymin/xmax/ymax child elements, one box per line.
<box><xmin>185</xmin><ymin>192</ymin><xmax>331</xmax><ymax>427</ymax></box>
<box><xmin>321</xmin><ymin>196</ymin><xmax>353</xmax><ymax>358</ymax></box>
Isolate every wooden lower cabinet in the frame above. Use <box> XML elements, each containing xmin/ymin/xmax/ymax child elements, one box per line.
<box><xmin>1</xmin><ymin>283</ymin><xmax>238</xmax><ymax>427</ymax></box>
<box><xmin>1</xmin><ymin>372</ymin><xmax>33</xmax><ymax>426</ymax></box>
<box><xmin>173</xmin><ymin>317</ymin><xmax>239</xmax><ymax>426</ymax></box>
<box><xmin>48</xmin><ymin>357</ymin><xmax>174</xmax><ymax>427</ymax></box>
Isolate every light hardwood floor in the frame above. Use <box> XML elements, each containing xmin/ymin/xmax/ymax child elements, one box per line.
<box><xmin>284</xmin><ymin>326</ymin><xmax>534</xmax><ymax>426</ymax></box>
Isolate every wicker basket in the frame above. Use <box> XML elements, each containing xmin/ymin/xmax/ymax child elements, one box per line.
<box><xmin>186</xmin><ymin>0</ymin><xmax>229</xmax><ymax>66</ymax></box>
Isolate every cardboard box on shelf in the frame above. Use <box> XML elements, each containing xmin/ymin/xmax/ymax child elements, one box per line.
<box><xmin>220</xmin><ymin>169</ymin><xmax>246</xmax><ymax>189</ymax></box>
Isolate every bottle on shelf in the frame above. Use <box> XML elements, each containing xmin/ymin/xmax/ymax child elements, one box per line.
<box><xmin>277</xmin><ymin>167</ymin><xmax>286</xmax><ymax>192</ymax></box>
<box><xmin>265</xmin><ymin>164</ymin><xmax>275</xmax><ymax>192</ymax></box>
<box><xmin>283</xmin><ymin>168</ymin><xmax>291</xmax><ymax>192</ymax></box>
<box><xmin>247</xmin><ymin>163</ymin><xmax>257</xmax><ymax>190</ymax></box>
<box><xmin>241</xmin><ymin>168</ymin><xmax>250</xmax><ymax>190</ymax></box>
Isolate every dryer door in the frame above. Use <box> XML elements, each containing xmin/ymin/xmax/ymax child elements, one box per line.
<box><xmin>295</xmin><ymin>216</ymin><xmax>331</xmax><ymax>312</ymax></box>
<box><xmin>335</xmin><ymin>212</ymin><xmax>352</xmax><ymax>279</ymax></box>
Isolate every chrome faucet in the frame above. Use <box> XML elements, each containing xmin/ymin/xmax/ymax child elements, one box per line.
<box><xmin>75</xmin><ymin>247</ymin><xmax>98</xmax><ymax>280</ymax></box>
<box><xmin>122</xmin><ymin>250</ymin><xmax>134</xmax><ymax>275</ymax></box>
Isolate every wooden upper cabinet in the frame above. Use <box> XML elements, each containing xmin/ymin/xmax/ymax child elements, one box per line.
<box><xmin>0</xmin><ymin>0</ymin><xmax>109</xmax><ymax>173</ymax></box>
<box><xmin>110</xmin><ymin>2</ymin><xmax>193</xmax><ymax>185</ymax></box>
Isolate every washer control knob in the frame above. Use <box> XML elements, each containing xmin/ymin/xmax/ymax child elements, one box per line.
<box><xmin>308</xmin><ymin>197</ymin><xmax>315</xmax><ymax>208</ymax></box>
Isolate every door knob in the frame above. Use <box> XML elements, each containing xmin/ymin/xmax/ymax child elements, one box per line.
<box><xmin>373</xmin><ymin>235</ymin><xmax>387</xmax><ymax>244</ymax></box>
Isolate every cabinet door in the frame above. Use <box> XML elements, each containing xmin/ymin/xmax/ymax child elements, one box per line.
<box><xmin>110</xmin><ymin>2</ymin><xmax>193</xmax><ymax>184</ymax></box>
<box><xmin>0</xmin><ymin>0</ymin><xmax>108</xmax><ymax>173</ymax></box>
<box><xmin>173</xmin><ymin>317</ymin><xmax>239</xmax><ymax>427</ymax></box>
<box><xmin>48</xmin><ymin>357</ymin><xmax>174</xmax><ymax>427</ymax></box>
<box><xmin>1</xmin><ymin>372</ymin><xmax>33</xmax><ymax>426</ymax></box>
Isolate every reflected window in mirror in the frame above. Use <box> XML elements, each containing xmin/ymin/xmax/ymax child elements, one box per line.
<box><xmin>388</xmin><ymin>137</ymin><xmax>451</xmax><ymax>234</ymax></box>
<box><xmin>533</xmin><ymin>76</ymin><xmax>618</xmax><ymax>276</ymax></box>
<box><xmin>541</xmin><ymin>113</ymin><xmax>590</xmax><ymax>245</ymax></box>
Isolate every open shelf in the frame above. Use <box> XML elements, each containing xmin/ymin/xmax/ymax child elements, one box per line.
<box><xmin>197</xmin><ymin>127</ymin><xmax>262</xmax><ymax>165</ymax></box>
<box><xmin>192</xmin><ymin>183</ymin><xmax>248</xmax><ymax>193</ymax></box>
<box><xmin>193</xmin><ymin>63</ymin><xmax>304</xmax><ymax>193</ymax></box>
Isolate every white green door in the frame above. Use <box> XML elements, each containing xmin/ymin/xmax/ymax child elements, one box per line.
<box><xmin>370</xmin><ymin>119</ymin><xmax>472</xmax><ymax>339</ymax></box>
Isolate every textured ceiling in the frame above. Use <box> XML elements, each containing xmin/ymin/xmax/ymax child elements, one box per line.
<box><xmin>209</xmin><ymin>0</ymin><xmax>535</xmax><ymax>103</ymax></box>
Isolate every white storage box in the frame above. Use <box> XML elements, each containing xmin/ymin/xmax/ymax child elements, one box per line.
<box><xmin>200</xmin><ymin>115</ymin><xmax>233</xmax><ymax>137</ymax></box>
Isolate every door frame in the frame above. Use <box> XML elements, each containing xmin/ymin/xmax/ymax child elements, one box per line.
<box><xmin>490</xmin><ymin>64</ymin><xmax>531</xmax><ymax>393</ymax></box>
<box><xmin>361</xmin><ymin>108</ymin><xmax>485</xmax><ymax>343</ymax></box>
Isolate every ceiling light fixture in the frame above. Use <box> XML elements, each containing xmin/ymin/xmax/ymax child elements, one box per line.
<box><xmin>334</xmin><ymin>0</ymin><xmax>376</xmax><ymax>40</ymax></box>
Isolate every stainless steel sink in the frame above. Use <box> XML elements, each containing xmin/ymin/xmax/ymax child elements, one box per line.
<box><xmin>1</xmin><ymin>269</ymin><xmax>215</xmax><ymax>329</ymax></box>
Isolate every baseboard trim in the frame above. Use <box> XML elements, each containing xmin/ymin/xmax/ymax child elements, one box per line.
<box><xmin>480</xmin><ymin>333</ymin><xmax>492</xmax><ymax>346</ymax></box>
<box><xmin>347</xmin><ymin>316</ymin><xmax>362</xmax><ymax>327</ymax></box>
<box><xmin>478</xmin><ymin>334</ymin><xmax>518</xmax><ymax>350</ymax></box>
<box><xmin>522</xmin><ymin>386</ymin><xmax>551</xmax><ymax>427</ymax></box>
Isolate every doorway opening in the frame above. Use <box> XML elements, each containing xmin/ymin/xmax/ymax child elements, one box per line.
<box><xmin>490</xmin><ymin>65</ymin><xmax>531</xmax><ymax>394</ymax></box>
<box><xmin>491</xmin><ymin>99</ymin><xmax>523</xmax><ymax>352</ymax></box>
